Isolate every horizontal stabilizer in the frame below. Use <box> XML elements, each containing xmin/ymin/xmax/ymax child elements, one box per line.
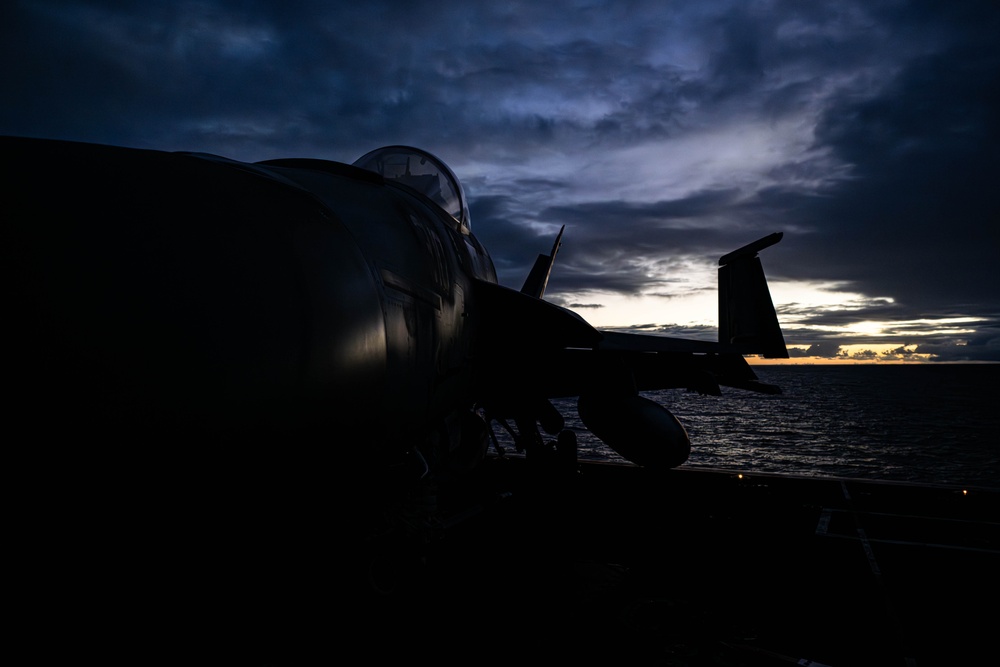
<box><xmin>718</xmin><ymin>233</ymin><xmax>788</xmax><ymax>358</ymax></box>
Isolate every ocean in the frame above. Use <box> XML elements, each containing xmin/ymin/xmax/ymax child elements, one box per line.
<box><xmin>541</xmin><ymin>364</ymin><xmax>1000</xmax><ymax>489</ymax></box>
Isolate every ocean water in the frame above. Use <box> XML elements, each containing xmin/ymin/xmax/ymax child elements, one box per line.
<box><xmin>540</xmin><ymin>364</ymin><xmax>1000</xmax><ymax>489</ymax></box>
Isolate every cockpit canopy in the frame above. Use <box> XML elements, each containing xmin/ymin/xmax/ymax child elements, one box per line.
<box><xmin>353</xmin><ymin>146</ymin><xmax>470</xmax><ymax>230</ymax></box>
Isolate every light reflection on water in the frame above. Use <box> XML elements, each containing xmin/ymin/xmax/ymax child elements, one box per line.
<box><xmin>507</xmin><ymin>365</ymin><xmax>1000</xmax><ymax>488</ymax></box>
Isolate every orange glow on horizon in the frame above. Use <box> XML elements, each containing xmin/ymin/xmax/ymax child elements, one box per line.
<box><xmin>748</xmin><ymin>343</ymin><xmax>940</xmax><ymax>364</ymax></box>
<box><xmin>750</xmin><ymin>357</ymin><xmax>932</xmax><ymax>365</ymax></box>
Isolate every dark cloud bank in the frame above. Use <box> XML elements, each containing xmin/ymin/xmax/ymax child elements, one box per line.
<box><xmin>3</xmin><ymin>0</ymin><xmax>998</xmax><ymax>361</ymax></box>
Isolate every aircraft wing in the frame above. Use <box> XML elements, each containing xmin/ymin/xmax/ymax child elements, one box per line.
<box><xmin>594</xmin><ymin>330</ymin><xmax>782</xmax><ymax>395</ymax></box>
<box><xmin>475</xmin><ymin>231</ymin><xmax>786</xmax><ymax>400</ymax></box>
<box><xmin>473</xmin><ymin>231</ymin><xmax>787</xmax><ymax>467</ymax></box>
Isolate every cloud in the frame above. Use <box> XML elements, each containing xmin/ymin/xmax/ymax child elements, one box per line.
<box><xmin>788</xmin><ymin>342</ymin><xmax>847</xmax><ymax>359</ymax></box>
<box><xmin>3</xmin><ymin>0</ymin><xmax>998</xmax><ymax>361</ymax></box>
<box><xmin>914</xmin><ymin>330</ymin><xmax>1000</xmax><ymax>363</ymax></box>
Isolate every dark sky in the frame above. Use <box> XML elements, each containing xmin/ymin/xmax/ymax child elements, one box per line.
<box><xmin>4</xmin><ymin>0</ymin><xmax>999</xmax><ymax>361</ymax></box>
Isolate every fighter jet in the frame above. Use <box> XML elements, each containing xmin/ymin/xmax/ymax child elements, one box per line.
<box><xmin>6</xmin><ymin>136</ymin><xmax>786</xmax><ymax>521</ymax></box>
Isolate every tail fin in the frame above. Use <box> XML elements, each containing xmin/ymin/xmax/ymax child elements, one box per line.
<box><xmin>718</xmin><ymin>232</ymin><xmax>788</xmax><ymax>358</ymax></box>
<box><xmin>520</xmin><ymin>225</ymin><xmax>565</xmax><ymax>299</ymax></box>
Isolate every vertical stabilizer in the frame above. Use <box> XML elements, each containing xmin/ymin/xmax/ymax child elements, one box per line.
<box><xmin>718</xmin><ymin>232</ymin><xmax>788</xmax><ymax>358</ymax></box>
<box><xmin>520</xmin><ymin>225</ymin><xmax>565</xmax><ymax>299</ymax></box>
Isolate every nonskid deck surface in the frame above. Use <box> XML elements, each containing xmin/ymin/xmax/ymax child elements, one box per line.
<box><xmin>354</xmin><ymin>457</ymin><xmax>1000</xmax><ymax>666</ymax></box>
